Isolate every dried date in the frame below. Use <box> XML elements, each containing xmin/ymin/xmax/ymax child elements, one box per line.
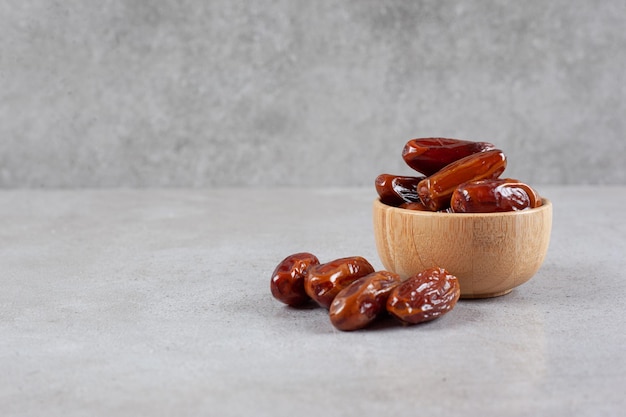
<box><xmin>304</xmin><ymin>256</ymin><xmax>375</xmax><ymax>309</ymax></box>
<box><xmin>375</xmin><ymin>174</ymin><xmax>424</xmax><ymax>206</ymax></box>
<box><xmin>451</xmin><ymin>178</ymin><xmax>543</xmax><ymax>213</ymax></box>
<box><xmin>417</xmin><ymin>149</ymin><xmax>507</xmax><ymax>211</ymax></box>
<box><xmin>270</xmin><ymin>252</ymin><xmax>320</xmax><ymax>306</ymax></box>
<box><xmin>386</xmin><ymin>267</ymin><xmax>460</xmax><ymax>324</ymax></box>
<box><xmin>402</xmin><ymin>138</ymin><xmax>495</xmax><ymax>176</ymax></box>
<box><xmin>329</xmin><ymin>271</ymin><xmax>401</xmax><ymax>331</ymax></box>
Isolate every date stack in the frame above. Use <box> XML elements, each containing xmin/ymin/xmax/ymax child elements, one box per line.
<box><xmin>376</xmin><ymin>138</ymin><xmax>542</xmax><ymax>213</ymax></box>
<box><xmin>270</xmin><ymin>253</ymin><xmax>460</xmax><ymax>331</ymax></box>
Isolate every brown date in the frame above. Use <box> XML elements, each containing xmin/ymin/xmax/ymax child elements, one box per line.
<box><xmin>270</xmin><ymin>252</ymin><xmax>320</xmax><ymax>306</ymax></box>
<box><xmin>402</xmin><ymin>138</ymin><xmax>495</xmax><ymax>176</ymax></box>
<box><xmin>386</xmin><ymin>267</ymin><xmax>461</xmax><ymax>324</ymax></box>
<box><xmin>451</xmin><ymin>178</ymin><xmax>543</xmax><ymax>213</ymax></box>
<box><xmin>417</xmin><ymin>149</ymin><xmax>507</xmax><ymax>211</ymax></box>
<box><xmin>304</xmin><ymin>256</ymin><xmax>375</xmax><ymax>309</ymax></box>
<box><xmin>375</xmin><ymin>174</ymin><xmax>424</xmax><ymax>206</ymax></box>
<box><xmin>329</xmin><ymin>271</ymin><xmax>401</xmax><ymax>331</ymax></box>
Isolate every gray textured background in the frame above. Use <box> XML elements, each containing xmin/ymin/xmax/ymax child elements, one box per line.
<box><xmin>1</xmin><ymin>0</ymin><xmax>625</xmax><ymax>188</ymax></box>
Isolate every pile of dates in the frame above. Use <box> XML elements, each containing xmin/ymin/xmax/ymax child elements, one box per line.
<box><xmin>270</xmin><ymin>253</ymin><xmax>460</xmax><ymax>331</ymax></box>
<box><xmin>376</xmin><ymin>138</ymin><xmax>542</xmax><ymax>212</ymax></box>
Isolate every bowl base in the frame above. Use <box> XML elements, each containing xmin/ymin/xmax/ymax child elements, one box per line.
<box><xmin>461</xmin><ymin>289</ymin><xmax>512</xmax><ymax>299</ymax></box>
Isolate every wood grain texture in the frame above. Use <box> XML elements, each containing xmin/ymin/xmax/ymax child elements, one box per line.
<box><xmin>373</xmin><ymin>198</ymin><xmax>552</xmax><ymax>298</ymax></box>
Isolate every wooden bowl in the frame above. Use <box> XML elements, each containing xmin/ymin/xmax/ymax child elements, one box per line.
<box><xmin>372</xmin><ymin>198</ymin><xmax>552</xmax><ymax>298</ymax></box>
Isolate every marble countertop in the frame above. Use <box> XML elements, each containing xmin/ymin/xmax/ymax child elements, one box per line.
<box><xmin>1</xmin><ymin>186</ymin><xmax>625</xmax><ymax>416</ymax></box>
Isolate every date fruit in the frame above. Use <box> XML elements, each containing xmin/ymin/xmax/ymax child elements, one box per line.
<box><xmin>386</xmin><ymin>267</ymin><xmax>460</xmax><ymax>325</ymax></box>
<box><xmin>451</xmin><ymin>178</ymin><xmax>543</xmax><ymax>213</ymax></box>
<box><xmin>402</xmin><ymin>138</ymin><xmax>495</xmax><ymax>176</ymax></box>
<box><xmin>270</xmin><ymin>252</ymin><xmax>320</xmax><ymax>306</ymax></box>
<box><xmin>417</xmin><ymin>149</ymin><xmax>507</xmax><ymax>211</ymax></box>
<box><xmin>304</xmin><ymin>256</ymin><xmax>375</xmax><ymax>309</ymax></box>
<box><xmin>375</xmin><ymin>174</ymin><xmax>424</xmax><ymax>206</ymax></box>
<box><xmin>329</xmin><ymin>270</ymin><xmax>401</xmax><ymax>331</ymax></box>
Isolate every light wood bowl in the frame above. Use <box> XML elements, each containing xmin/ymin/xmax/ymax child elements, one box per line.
<box><xmin>373</xmin><ymin>198</ymin><xmax>552</xmax><ymax>298</ymax></box>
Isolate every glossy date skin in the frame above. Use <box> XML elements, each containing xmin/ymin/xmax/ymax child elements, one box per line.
<box><xmin>451</xmin><ymin>179</ymin><xmax>543</xmax><ymax>213</ymax></box>
<box><xmin>386</xmin><ymin>267</ymin><xmax>460</xmax><ymax>325</ymax></box>
<box><xmin>402</xmin><ymin>138</ymin><xmax>495</xmax><ymax>176</ymax></box>
<box><xmin>375</xmin><ymin>174</ymin><xmax>424</xmax><ymax>206</ymax></box>
<box><xmin>304</xmin><ymin>256</ymin><xmax>375</xmax><ymax>309</ymax></box>
<box><xmin>418</xmin><ymin>149</ymin><xmax>507</xmax><ymax>211</ymax></box>
<box><xmin>329</xmin><ymin>271</ymin><xmax>401</xmax><ymax>331</ymax></box>
<box><xmin>270</xmin><ymin>252</ymin><xmax>320</xmax><ymax>306</ymax></box>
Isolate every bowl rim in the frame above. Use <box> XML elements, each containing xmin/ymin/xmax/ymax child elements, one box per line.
<box><xmin>374</xmin><ymin>197</ymin><xmax>552</xmax><ymax>218</ymax></box>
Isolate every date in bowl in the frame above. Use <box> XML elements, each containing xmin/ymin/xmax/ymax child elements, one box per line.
<box><xmin>372</xmin><ymin>198</ymin><xmax>552</xmax><ymax>298</ymax></box>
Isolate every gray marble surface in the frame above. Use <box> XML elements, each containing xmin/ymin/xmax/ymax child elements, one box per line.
<box><xmin>2</xmin><ymin>1</ymin><xmax>626</xmax><ymax>187</ymax></box>
<box><xmin>1</xmin><ymin>186</ymin><xmax>625</xmax><ymax>416</ymax></box>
